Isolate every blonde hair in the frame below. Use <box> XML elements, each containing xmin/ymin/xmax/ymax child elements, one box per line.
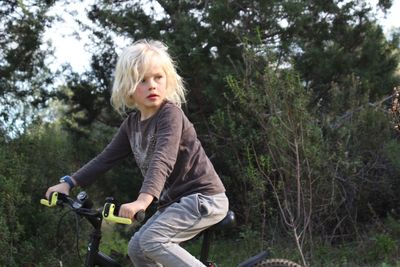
<box><xmin>111</xmin><ymin>39</ymin><xmax>186</xmax><ymax>114</ymax></box>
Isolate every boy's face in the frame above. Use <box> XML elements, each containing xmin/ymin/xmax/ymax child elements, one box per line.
<box><xmin>132</xmin><ymin>60</ymin><xmax>167</xmax><ymax>120</ymax></box>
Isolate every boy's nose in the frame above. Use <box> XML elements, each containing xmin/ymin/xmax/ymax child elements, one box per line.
<box><xmin>148</xmin><ymin>79</ymin><xmax>156</xmax><ymax>89</ymax></box>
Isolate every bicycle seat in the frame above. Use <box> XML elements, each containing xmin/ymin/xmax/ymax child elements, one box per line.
<box><xmin>208</xmin><ymin>210</ymin><xmax>236</xmax><ymax>231</ymax></box>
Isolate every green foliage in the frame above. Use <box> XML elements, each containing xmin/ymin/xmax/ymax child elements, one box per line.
<box><xmin>384</xmin><ymin>139</ymin><xmax>400</xmax><ymax>172</ymax></box>
<box><xmin>0</xmin><ymin>122</ymin><xmax>90</xmax><ymax>266</ymax></box>
<box><xmin>98</xmin><ymin>224</ymin><xmax>133</xmax><ymax>266</ymax></box>
<box><xmin>210</xmin><ymin>32</ymin><xmax>400</xmax><ymax>267</ymax></box>
<box><xmin>184</xmin><ymin>230</ymin><xmax>264</xmax><ymax>266</ymax></box>
<box><xmin>366</xmin><ymin>215</ymin><xmax>400</xmax><ymax>264</ymax></box>
<box><xmin>312</xmin><ymin>216</ymin><xmax>400</xmax><ymax>266</ymax></box>
<box><xmin>220</xmin><ymin>63</ymin><xmax>322</xmax><ymax>266</ymax></box>
<box><xmin>369</xmin><ymin>234</ymin><xmax>397</xmax><ymax>261</ymax></box>
<box><xmin>184</xmin><ymin>228</ymin><xmax>302</xmax><ymax>266</ymax></box>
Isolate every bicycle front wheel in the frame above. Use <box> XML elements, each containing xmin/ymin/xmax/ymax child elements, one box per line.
<box><xmin>253</xmin><ymin>258</ymin><xmax>302</xmax><ymax>267</ymax></box>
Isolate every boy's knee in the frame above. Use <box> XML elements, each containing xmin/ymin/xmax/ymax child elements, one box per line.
<box><xmin>139</xmin><ymin>231</ymin><xmax>165</xmax><ymax>256</ymax></box>
<box><xmin>140</xmin><ymin>238</ymin><xmax>161</xmax><ymax>255</ymax></box>
<box><xmin>128</xmin><ymin>232</ymin><xmax>164</xmax><ymax>263</ymax></box>
<box><xmin>127</xmin><ymin>234</ymin><xmax>142</xmax><ymax>260</ymax></box>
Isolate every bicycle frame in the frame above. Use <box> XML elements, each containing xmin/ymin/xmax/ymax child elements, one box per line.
<box><xmin>199</xmin><ymin>210</ymin><xmax>235</xmax><ymax>263</ymax></box>
<box><xmin>199</xmin><ymin>210</ymin><xmax>270</xmax><ymax>267</ymax></box>
<box><xmin>40</xmin><ymin>192</ymin><xmax>142</xmax><ymax>267</ymax></box>
<box><xmin>83</xmin><ymin>212</ymin><xmax>122</xmax><ymax>267</ymax></box>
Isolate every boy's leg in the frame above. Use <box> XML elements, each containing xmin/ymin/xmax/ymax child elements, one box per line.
<box><xmin>137</xmin><ymin>193</ymin><xmax>228</xmax><ymax>267</ymax></box>
<box><xmin>128</xmin><ymin>210</ymin><xmax>163</xmax><ymax>267</ymax></box>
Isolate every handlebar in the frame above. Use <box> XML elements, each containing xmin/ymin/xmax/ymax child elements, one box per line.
<box><xmin>40</xmin><ymin>191</ymin><xmax>145</xmax><ymax>224</ymax></box>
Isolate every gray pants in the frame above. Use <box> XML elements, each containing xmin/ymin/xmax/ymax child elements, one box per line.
<box><xmin>128</xmin><ymin>192</ymin><xmax>229</xmax><ymax>267</ymax></box>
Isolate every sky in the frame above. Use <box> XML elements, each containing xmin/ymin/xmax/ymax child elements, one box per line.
<box><xmin>372</xmin><ymin>0</ymin><xmax>400</xmax><ymax>33</ymax></box>
<box><xmin>43</xmin><ymin>0</ymin><xmax>400</xmax><ymax>74</ymax></box>
<box><xmin>43</xmin><ymin>0</ymin><xmax>95</xmax><ymax>73</ymax></box>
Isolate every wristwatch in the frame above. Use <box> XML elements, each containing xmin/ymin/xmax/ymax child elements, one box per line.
<box><xmin>59</xmin><ymin>175</ymin><xmax>75</xmax><ymax>189</ymax></box>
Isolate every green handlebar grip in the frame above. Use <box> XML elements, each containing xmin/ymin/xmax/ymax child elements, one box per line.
<box><xmin>40</xmin><ymin>192</ymin><xmax>58</xmax><ymax>207</ymax></box>
<box><xmin>102</xmin><ymin>203</ymin><xmax>132</xmax><ymax>225</ymax></box>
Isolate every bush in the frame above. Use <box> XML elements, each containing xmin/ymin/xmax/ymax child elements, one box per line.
<box><xmin>0</xmin><ymin>122</ymin><xmax>83</xmax><ymax>266</ymax></box>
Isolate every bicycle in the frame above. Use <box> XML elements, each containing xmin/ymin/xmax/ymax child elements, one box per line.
<box><xmin>40</xmin><ymin>191</ymin><xmax>302</xmax><ymax>267</ymax></box>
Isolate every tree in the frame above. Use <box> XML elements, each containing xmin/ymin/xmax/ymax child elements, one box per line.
<box><xmin>0</xmin><ymin>0</ymin><xmax>56</xmax><ymax>136</ymax></box>
<box><xmin>288</xmin><ymin>0</ymin><xmax>399</xmax><ymax>111</ymax></box>
<box><xmin>59</xmin><ymin>0</ymin><xmax>398</xmax><ymax>129</ymax></box>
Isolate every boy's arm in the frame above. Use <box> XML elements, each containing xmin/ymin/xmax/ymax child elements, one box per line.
<box><xmin>73</xmin><ymin>118</ymin><xmax>132</xmax><ymax>187</ymax></box>
<box><xmin>139</xmin><ymin>106</ymin><xmax>183</xmax><ymax>199</ymax></box>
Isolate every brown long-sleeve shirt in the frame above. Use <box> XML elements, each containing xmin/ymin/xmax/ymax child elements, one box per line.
<box><xmin>73</xmin><ymin>101</ymin><xmax>225</xmax><ymax>207</ymax></box>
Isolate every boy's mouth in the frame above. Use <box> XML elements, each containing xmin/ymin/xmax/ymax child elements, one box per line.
<box><xmin>147</xmin><ymin>94</ymin><xmax>158</xmax><ymax>99</ymax></box>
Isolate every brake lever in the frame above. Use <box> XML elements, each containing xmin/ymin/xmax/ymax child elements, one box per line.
<box><xmin>102</xmin><ymin>199</ymin><xmax>146</xmax><ymax>224</ymax></box>
<box><xmin>40</xmin><ymin>192</ymin><xmax>60</xmax><ymax>207</ymax></box>
<box><xmin>40</xmin><ymin>192</ymin><xmax>72</xmax><ymax>208</ymax></box>
<box><xmin>102</xmin><ymin>202</ymin><xmax>133</xmax><ymax>224</ymax></box>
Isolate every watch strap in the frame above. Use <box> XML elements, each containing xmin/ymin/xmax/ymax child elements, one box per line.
<box><xmin>60</xmin><ymin>175</ymin><xmax>75</xmax><ymax>189</ymax></box>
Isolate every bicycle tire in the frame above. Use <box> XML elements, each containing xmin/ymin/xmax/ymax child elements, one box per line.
<box><xmin>252</xmin><ymin>258</ymin><xmax>302</xmax><ymax>267</ymax></box>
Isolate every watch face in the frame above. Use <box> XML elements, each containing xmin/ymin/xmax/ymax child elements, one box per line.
<box><xmin>77</xmin><ymin>191</ymin><xmax>87</xmax><ymax>201</ymax></box>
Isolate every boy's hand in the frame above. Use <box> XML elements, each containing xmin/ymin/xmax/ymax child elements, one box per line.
<box><xmin>119</xmin><ymin>193</ymin><xmax>153</xmax><ymax>220</ymax></box>
<box><xmin>45</xmin><ymin>183</ymin><xmax>70</xmax><ymax>199</ymax></box>
<box><xmin>119</xmin><ymin>201</ymin><xmax>143</xmax><ymax>220</ymax></box>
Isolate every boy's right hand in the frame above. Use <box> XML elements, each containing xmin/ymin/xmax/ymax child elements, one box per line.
<box><xmin>45</xmin><ymin>183</ymin><xmax>70</xmax><ymax>200</ymax></box>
